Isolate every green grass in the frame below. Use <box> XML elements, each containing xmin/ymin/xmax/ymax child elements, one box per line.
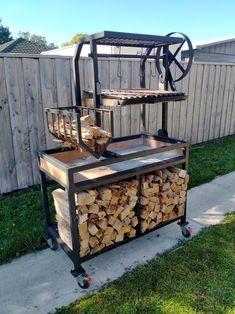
<box><xmin>188</xmin><ymin>135</ymin><xmax>235</xmax><ymax>188</ymax></box>
<box><xmin>1</xmin><ymin>134</ymin><xmax>235</xmax><ymax>265</ymax></box>
<box><xmin>56</xmin><ymin>213</ymin><xmax>235</xmax><ymax>314</ymax></box>
<box><xmin>0</xmin><ymin>184</ymin><xmax>57</xmax><ymax>264</ymax></box>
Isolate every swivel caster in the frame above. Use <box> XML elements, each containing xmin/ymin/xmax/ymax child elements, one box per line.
<box><xmin>178</xmin><ymin>221</ymin><xmax>192</xmax><ymax>238</ymax></box>
<box><xmin>76</xmin><ymin>272</ymin><xmax>92</xmax><ymax>289</ymax></box>
<box><xmin>181</xmin><ymin>226</ymin><xmax>192</xmax><ymax>238</ymax></box>
<box><xmin>46</xmin><ymin>237</ymin><xmax>58</xmax><ymax>251</ymax></box>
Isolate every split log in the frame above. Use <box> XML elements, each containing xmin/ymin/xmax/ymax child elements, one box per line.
<box><xmin>115</xmin><ymin>232</ymin><xmax>124</xmax><ymax>242</ymax></box>
<box><xmin>96</xmin><ymin>218</ymin><xmax>108</xmax><ymax>230</ymax></box>
<box><xmin>113</xmin><ymin>218</ymin><xmax>123</xmax><ymax>232</ymax></box>
<box><xmin>76</xmin><ymin>191</ymin><xmax>97</xmax><ymax>206</ymax></box>
<box><xmin>88</xmin><ymin>222</ymin><xmax>99</xmax><ymax>236</ymax></box>
<box><xmin>127</xmin><ymin>228</ymin><xmax>136</xmax><ymax>238</ymax></box>
<box><xmin>131</xmin><ymin>216</ymin><xmax>138</xmax><ymax>227</ymax></box>
<box><xmin>49</xmin><ymin>114</ymin><xmax>112</xmax><ymax>154</ymax></box>
<box><xmin>80</xmin><ymin>114</ymin><xmax>94</xmax><ymax>126</ymax></box>
<box><xmin>89</xmin><ymin>236</ymin><xmax>99</xmax><ymax>248</ymax></box>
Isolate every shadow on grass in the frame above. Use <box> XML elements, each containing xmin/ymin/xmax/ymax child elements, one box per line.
<box><xmin>56</xmin><ymin>213</ymin><xmax>235</xmax><ymax>314</ymax></box>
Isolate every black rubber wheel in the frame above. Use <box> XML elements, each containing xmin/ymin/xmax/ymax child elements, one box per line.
<box><xmin>77</xmin><ymin>273</ymin><xmax>92</xmax><ymax>289</ymax></box>
<box><xmin>182</xmin><ymin>228</ymin><xmax>192</xmax><ymax>238</ymax></box>
<box><xmin>77</xmin><ymin>277</ymin><xmax>90</xmax><ymax>289</ymax></box>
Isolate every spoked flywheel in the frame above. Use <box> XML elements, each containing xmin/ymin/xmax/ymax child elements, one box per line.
<box><xmin>155</xmin><ymin>32</ymin><xmax>194</xmax><ymax>91</ymax></box>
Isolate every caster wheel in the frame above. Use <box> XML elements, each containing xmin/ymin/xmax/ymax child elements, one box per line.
<box><xmin>47</xmin><ymin>238</ymin><xmax>58</xmax><ymax>251</ymax></box>
<box><xmin>182</xmin><ymin>227</ymin><xmax>192</xmax><ymax>238</ymax></box>
<box><xmin>76</xmin><ymin>272</ymin><xmax>92</xmax><ymax>289</ymax></box>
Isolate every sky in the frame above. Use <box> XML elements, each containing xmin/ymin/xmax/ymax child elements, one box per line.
<box><xmin>1</xmin><ymin>0</ymin><xmax>235</xmax><ymax>47</ymax></box>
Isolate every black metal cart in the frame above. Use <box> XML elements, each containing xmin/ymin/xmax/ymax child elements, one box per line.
<box><xmin>38</xmin><ymin>30</ymin><xmax>194</xmax><ymax>288</ymax></box>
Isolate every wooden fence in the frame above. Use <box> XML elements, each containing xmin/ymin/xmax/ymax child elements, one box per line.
<box><xmin>0</xmin><ymin>53</ymin><xmax>235</xmax><ymax>193</ymax></box>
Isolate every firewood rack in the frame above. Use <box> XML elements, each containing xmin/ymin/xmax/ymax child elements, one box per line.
<box><xmin>38</xmin><ymin>30</ymin><xmax>194</xmax><ymax>289</ymax></box>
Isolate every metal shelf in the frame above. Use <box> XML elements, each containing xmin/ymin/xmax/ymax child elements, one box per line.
<box><xmin>39</xmin><ymin>134</ymin><xmax>188</xmax><ymax>189</ymax></box>
<box><xmin>83</xmin><ymin>89</ymin><xmax>187</xmax><ymax>106</ymax></box>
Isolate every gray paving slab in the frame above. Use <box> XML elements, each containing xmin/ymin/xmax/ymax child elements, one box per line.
<box><xmin>0</xmin><ymin>172</ymin><xmax>235</xmax><ymax>314</ymax></box>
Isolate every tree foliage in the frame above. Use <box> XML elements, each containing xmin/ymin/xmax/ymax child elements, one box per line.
<box><xmin>18</xmin><ymin>31</ymin><xmax>57</xmax><ymax>49</ymax></box>
<box><xmin>0</xmin><ymin>19</ymin><xmax>13</xmax><ymax>44</ymax></box>
<box><xmin>62</xmin><ymin>33</ymin><xmax>88</xmax><ymax>47</ymax></box>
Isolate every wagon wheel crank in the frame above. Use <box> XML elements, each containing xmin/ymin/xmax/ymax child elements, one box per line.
<box><xmin>155</xmin><ymin>32</ymin><xmax>194</xmax><ymax>91</ymax></box>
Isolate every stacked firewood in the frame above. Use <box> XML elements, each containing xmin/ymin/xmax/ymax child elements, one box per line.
<box><xmin>49</xmin><ymin>114</ymin><xmax>111</xmax><ymax>154</ymax></box>
<box><xmin>52</xmin><ymin>179</ymin><xmax>138</xmax><ymax>258</ymax></box>
<box><xmin>140</xmin><ymin>167</ymin><xmax>189</xmax><ymax>233</ymax></box>
<box><xmin>52</xmin><ymin>167</ymin><xmax>189</xmax><ymax>258</ymax></box>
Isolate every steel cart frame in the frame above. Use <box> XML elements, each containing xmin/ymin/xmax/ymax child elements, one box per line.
<box><xmin>38</xmin><ymin>30</ymin><xmax>194</xmax><ymax>288</ymax></box>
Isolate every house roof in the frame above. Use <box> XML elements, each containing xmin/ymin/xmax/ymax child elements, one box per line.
<box><xmin>41</xmin><ymin>44</ymin><xmax>77</xmax><ymax>56</ymax></box>
<box><xmin>194</xmin><ymin>36</ymin><xmax>235</xmax><ymax>49</ymax></box>
<box><xmin>182</xmin><ymin>36</ymin><xmax>235</xmax><ymax>54</ymax></box>
<box><xmin>0</xmin><ymin>38</ymin><xmax>50</xmax><ymax>54</ymax></box>
<box><xmin>0</xmin><ymin>39</ymin><xmax>17</xmax><ymax>52</ymax></box>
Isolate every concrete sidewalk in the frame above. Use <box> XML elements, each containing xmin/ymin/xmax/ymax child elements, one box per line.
<box><xmin>1</xmin><ymin>172</ymin><xmax>235</xmax><ymax>314</ymax></box>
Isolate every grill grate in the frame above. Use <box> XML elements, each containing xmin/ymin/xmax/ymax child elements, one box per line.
<box><xmin>83</xmin><ymin>89</ymin><xmax>186</xmax><ymax>106</ymax></box>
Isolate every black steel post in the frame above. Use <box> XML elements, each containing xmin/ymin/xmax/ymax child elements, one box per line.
<box><xmin>180</xmin><ymin>145</ymin><xmax>189</xmax><ymax>224</ymax></box>
<box><xmin>39</xmin><ymin>169</ymin><xmax>51</xmax><ymax>228</ymax></box>
<box><xmin>66</xmin><ymin>172</ymin><xmax>84</xmax><ymax>275</ymax></box>
<box><xmin>90</xmin><ymin>39</ymin><xmax>101</xmax><ymax>126</ymax></box>
<box><xmin>136</xmin><ymin>175</ymin><xmax>141</xmax><ymax>235</ymax></box>
<box><xmin>158</xmin><ymin>45</ymin><xmax>169</xmax><ymax>137</ymax></box>
<box><xmin>140</xmin><ymin>47</ymin><xmax>153</xmax><ymax>132</ymax></box>
<box><xmin>73</xmin><ymin>43</ymin><xmax>83</xmax><ymax>106</ymax></box>
<box><xmin>182</xmin><ymin>145</ymin><xmax>189</xmax><ymax>171</ymax></box>
<box><xmin>67</xmin><ymin>177</ymin><xmax>84</xmax><ymax>277</ymax></box>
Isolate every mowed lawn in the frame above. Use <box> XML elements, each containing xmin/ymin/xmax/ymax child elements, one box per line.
<box><xmin>56</xmin><ymin>213</ymin><xmax>235</xmax><ymax>314</ymax></box>
<box><xmin>1</xmin><ymin>135</ymin><xmax>235</xmax><ymax>265</ymax></box>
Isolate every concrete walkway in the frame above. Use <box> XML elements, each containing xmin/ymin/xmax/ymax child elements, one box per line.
<box><xmin>1</xmin><ymin>172</ymin><xmax>235</xmax><ymax>314</ymax></box>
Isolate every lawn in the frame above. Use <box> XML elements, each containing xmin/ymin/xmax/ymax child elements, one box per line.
<box><xmin>0</xmin><ymin>184</ymin><xmax>57</xmax><ymax>264</ymax></box>
<box><xmin>189</xmin><ymin>135</ymin><xmax>235</xmax><ymax>187</ymax></box>
<box><xmin>1</xmin><ymin>134</ymin><xmax>235</xmax><ymax>264</ymax></box>
<box><xmin>55</xmin><ymin>213</ymin><xmax>235</xmax><ymax>314</ymax></box>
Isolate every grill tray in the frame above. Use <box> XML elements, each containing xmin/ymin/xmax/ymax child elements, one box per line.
<box><xmin>83</xmin><ymin>89</ymin><xmax>186</xmax><ymax>106</ymax></box>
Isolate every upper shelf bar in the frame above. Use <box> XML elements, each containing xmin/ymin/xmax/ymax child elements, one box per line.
<box><xmin>77</xmin><ymin>31</ymin><xmax>184</xmax><ymax>48</ymax></box>
<box><xmin>83</xmin><ymin>89</ymin><xmax>187</xmax><ymax>106</ymax></box>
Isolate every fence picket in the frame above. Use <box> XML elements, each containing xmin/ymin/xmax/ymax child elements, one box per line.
<box><xmin>4</xmin><ymin>58</ymin><xmax>33</xmax><ymax>189</ymax></box>
<box><xmin>0</xmin><ymin>59</ymin><xmax>18</xmax><ymax>192</ymax></box>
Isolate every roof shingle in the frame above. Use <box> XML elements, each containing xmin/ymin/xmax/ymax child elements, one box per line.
<box><xmin>0</xmin><ymin>38</ymin><xmax>50</xmax><ymax>54</ymax></box>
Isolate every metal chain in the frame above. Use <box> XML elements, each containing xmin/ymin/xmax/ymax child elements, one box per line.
<box><xmin>149</xmin><ymin>70</ymin><xmax>152</xmax><ymax>89</ymax></box>
<box><xmin>138</xmin><ymin>47</ymin><xmax>144</xmax><ymax>78</ymax></box>
<box><xmin>117</xmin><ymin>46</ymin><xmax>122</xmax><ymax>79</ymax></box>
<box><xmin>150</xmin><ymin>48</ymin><xmax>157</xmax><ymax>78</ymax></box>
<box><xmin>150</xmin><ymin>61</ymin><xmax>157</xmax><ymax>78</ymax></box>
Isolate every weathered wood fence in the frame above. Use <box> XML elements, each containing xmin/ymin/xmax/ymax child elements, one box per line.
<box><xmin>1</xmin><ymin>53</ymin><xmax>235</xmax><ymax>193</ymax></box>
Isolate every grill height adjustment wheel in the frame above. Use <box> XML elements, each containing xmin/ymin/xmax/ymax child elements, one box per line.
<box><xmin>155</xmin><ymin>32</ymin><xmax>194</xmax><ymax>91</ymax></box>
